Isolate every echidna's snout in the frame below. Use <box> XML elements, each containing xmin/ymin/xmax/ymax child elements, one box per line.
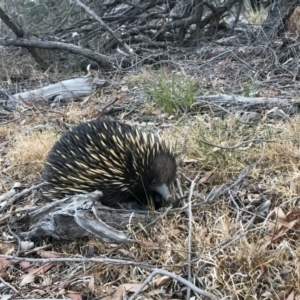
<box><xmin>149</xmin><ymin>153</ymin><xmax>176</xmax><ymax>204</ymax></box>
<box><xmin>151</xmin><ymin>184</ymin><xmax>173</xmax><ymax>203</ymax></box>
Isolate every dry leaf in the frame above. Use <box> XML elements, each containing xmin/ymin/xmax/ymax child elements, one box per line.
<box><xmin>19</xmin><ymin>261</ymin><xmax>31</xmax><ymax>269</ymax></box>
<box><xmin>286</xmin><ymin>290</ymin><xmax>295</xmax><ymax>300</ymax></box>
<box><xmin>88</xmin><ymin>276</ymin><xmax>94</xmax><ymax>291</ymax></box>
<box><xmin>286</xmin><ymin>210</ymin><xmax>300</xmax><ymax>221</ymax></box>
<box><xmin>121</xmin><ymin>86</ymin><xmax>128</xmax><ymax>92</ymax></box>
<box><xmin>37</xmin><ymin>250</ymin><xmax>67</xmax><ymax>258</ymax></box>
<box><xmin>0</xmin><ymin>257</ymin><xmax>9</xmax><ymax>268</ymax></box>
<box><xmin>66</xmin><ymin>293</ymin><xmax>82</xmax><ymax>300</ymax></box>
<box><xmin>274</xmin><ymin>207</ymin><xmax>286</xmax><ymax>219</ymax></box>
<box><xmin>20</xmin><ymin>273</ymin><xmax>35</xmax><ymax>286</ymax></box>
<box><xmin>153</xmin><ymin>275</ymin><xmax>171</xmax><ymax>288</ymax></box>
<box><xmin>19</xmin><ymin>262</ymin><xmax>54</xmax><ymax>287</ymax></box>
<box><xmin>198</xmin><ymin>171</ymin><xmax>214</xmax><ymax>184</ymax></box>
<box><xmin>112</xmin><ymin>283</ymin><xmax>149</xmax><ymax>300</ymax></box>
<box><xmin>276</xmin><ymin>288</ymin><xmax>294</xmax><ymax>300</ymax></box>
<box><xmin>111</xmin><ymin>285</ymin><xmax>125</xmax><ymax>300</ymax></box>
<box><xmin>260</xmin><ymin>207</ymin><xmax>299</xmax><ymax>250</ymax></box>
<box><xmin>0</xmin><ymin>243</ymin><xmax>15</xmax><ymax>255</ymax></box>
<box><xmin>117</xmin><ymin>249</ymin><xmax>136</xmax><ymax>259</ymax></box>
<box><xmin>20</xmin><ymin>241</ymin><xmax>34</xmax><ymax>251</ymax></box>
<box><xmin>141</xmin><ymin>241</ymin><xmax>160</xmax><ymax>250</ymax></box>
<box><xmin>29</xmin><ymin>262</ymin><xmax>54</xmax><ymax>275</ymax></box>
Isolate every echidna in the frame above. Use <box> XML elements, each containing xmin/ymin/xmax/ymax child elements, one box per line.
<box><xmin>42</xmin><ymin>119</ymin><xmax>176</xmax><ymax>210</ymax></box>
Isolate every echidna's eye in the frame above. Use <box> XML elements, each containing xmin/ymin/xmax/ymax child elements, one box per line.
<box><xmin>151</xmin><ymin>179</ymin><xmax>157</xmax><ymax>186</ymax></box>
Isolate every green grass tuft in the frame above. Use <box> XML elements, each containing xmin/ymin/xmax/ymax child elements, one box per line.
<box><xmin>145</xmin><ymin>71</ymin><xmax>198</xmax><ymax>115</ymax></box>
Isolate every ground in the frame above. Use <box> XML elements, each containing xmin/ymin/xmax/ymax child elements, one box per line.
<box><xmin>1</xmin><ymin>56</ymin><xmax>300</xmax><ymax>300</ymax></box>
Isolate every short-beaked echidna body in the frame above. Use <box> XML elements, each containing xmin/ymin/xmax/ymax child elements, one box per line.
<box><xmin>42</xmin><ymin>120</ymin><xmax>176</xmax><ymax>209</ymax></box>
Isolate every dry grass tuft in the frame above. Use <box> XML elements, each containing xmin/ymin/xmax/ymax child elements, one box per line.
<box><xmin>63</xmin><ymin>100</ymin><xmax>99</xmax><ymax>123</ymax></box>
<box><xmin>0</xmin><ymin>121</ymin><xmax>22</xmax><ymax>140</ymax></box>
<box><xmin>4</xmin><ymin>130</ymin><xmax>57</xmax><ymax>180</ymax></box>
<box><xmin>243</xmin><ymin>5</ymin><xmax>268</xmax><ymax>25</ymax></box>
<box><xmin>288</xmin><ymin>6</ymin><xmax>300</xmax><ymax>38</ymax></box>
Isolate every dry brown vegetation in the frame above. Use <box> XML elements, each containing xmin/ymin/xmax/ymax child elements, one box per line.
<box><xmin>0</xmin><ymin>1</ymin><xmax>300</xmax><ymax>300</ymax></box>
<box><xmin>1</xmin><ymin>64</ymin><xmax>300</xmax><ymax>299</ymax></box>
<box><xmin>2</xmin><ymin>6</ymin><xmax>300</xmax><ymax>297</ymax></box>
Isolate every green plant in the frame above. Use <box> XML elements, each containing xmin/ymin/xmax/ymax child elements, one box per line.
<box><xmin>145</xmin><ymin>72</ymin><xmax>198</xmax><ymax>114</ymax></box>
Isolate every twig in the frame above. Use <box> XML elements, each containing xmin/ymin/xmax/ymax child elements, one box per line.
<box><xmin>7</xmin><ymin>215</ymin><xmax>22</xmax><ymax>258</ymax></box>
<box><xmin>71</xmin><ymin>0</ymin><xmax>133</xmax><ymax>54</ymax></box>
<box><xmin>0</xmin><ymin>255</ymin><xmax>218</xmax><ymax>299</ymax></box>
<box><xmin>228</xmin><ymin>190</ymin><xmax>241</xmax><ymax>234</ymax></box>
<box><xmin>0</xmin><ymin>254</ymin><xmax>150</xmax><ymax>264</ymax></box>
<box><xmin>97</xmin><ymin>96</ymin><xmax>121</xmax><ymax>119</ymax></box>
<box><xmin>0</xmin><ymin>183</ymin><xmax>44</xmax><ymax>214</ymax></box>
<box><xmin>229</xmin><ymin>50</ymin><xmax>257</xmax><ymax>72</ymax></box>
<box><xmin>176</xmin><ymin>178</ymin><xmax>184</xmax><ymax>198</ymax></box>
<box><xmin>199</xmin><ymin>138</ymin><xmax>275</xmax><ymax>150</ymax></box>
<box><xmin>106</xmin><ymin>206</ymin><xmax>172</xmax><ymax>256</ymax></box>
<box><xmin>0</xmin><ymin>276</ymin><xmax>19</xmax><ymax>293</ymax></box>
<box><xmin>186</xmin><ymin>174</ymin><xmax>201</xmax><ymax>300</ymax></box>
<box><xmin>128</xmin><ymin>268</ymin><xmax>218</xmax><ymax>300</ymax></box>
<box><xmin>207</xmin><ymin>165</ymin><xmax>251</xmax><ymax>203</ymax></box>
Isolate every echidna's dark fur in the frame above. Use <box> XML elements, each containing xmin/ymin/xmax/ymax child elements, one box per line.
<box><xmin>42</xmin><ymin>120</ymin><xmax>176</xmax><ymax>209</ymax></box>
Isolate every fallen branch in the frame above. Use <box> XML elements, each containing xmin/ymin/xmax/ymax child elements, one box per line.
<box><xmin>191</xmin><ymin>94</ymin><xmax>300</xmax><ymax>117</ymax></box>
<box><xmin>72</xmin><ymin>0</ymin><xmax>133</xmax><ymax>54</ymax></box>
<box><xmin>17</xmin><ymin>191</ymin><xmax>155</xmax><ymax>244</ymax></box>
<box><xmin>6</xmin><ymin>77</ymin><xmax>108</xmax><ymax>109</ymax></box>
<box><xmin>0</xmin><ymin>38</ymin><xmax>114</xmax><ymax>69</ymax></box>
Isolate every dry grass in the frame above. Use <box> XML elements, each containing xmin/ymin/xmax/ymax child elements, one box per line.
<box><xmin>0</xmin><ymin>124</ymin><xmax>18</xmax><ymax>140</ymax></box>
<box><xmin>3</xmin><ymin>130</ymin><xmax>57</xmax><ymax>181</ymax></box>
<box><xmin>288</xmin><ymin>6</ymin><xmax>300</xmax><ymax>38</ymax></box>
<box><xmin>1</xmin><ymin>67</ymin><xmax>300</xmax><ymax>299</ymax></box>
<box><xmin>244</xmin><ymin>9</ymin><xmax>268</xmax><ymax>25</ymax></box>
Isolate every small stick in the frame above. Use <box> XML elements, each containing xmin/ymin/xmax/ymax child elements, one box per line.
<box><xmin>186</xmin><ymin>174</ymin><xmax>201</xmax><ymax>300</ymax></box>
<box><xmin>72</xmin><ymin>0</ymin><xmax>133</xmax><ymax>54</ymax></box>
<box><xmin>97</xmin><ymin>96</ymin><xmax>121</xmax><ymax>119</ymax></box>
<box><xmin>0</xmin><ymin>276</ymin><xmax>19</xmax><ymax>293</ymax></box>
<box><xmin>199</xmin><ymin>138</ymin><xmax>275</xmax><ymax>150</ymax></box>
<box><xmin>128</xmin><ymin>268</ymin><xmax>218</xmax><ymax>300</ymax></box>
<box><xmin>0</xmin><ymin>183</ymin><xmax>44</xmax><ymax>213</ymax></box>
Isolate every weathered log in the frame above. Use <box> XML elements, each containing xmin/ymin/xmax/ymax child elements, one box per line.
<box><xmin>192</xmin><ymin>94</ymin><xmax>300</xmax><ymax>117</ymax></box>
<box><xmin>18</xmin><ymin>191</ymin><xmax>155</xmax><ymax>244</ymax></box>
<box><xmin>7</xmin><ymin>77</ymin><xmax>108</xmax><ymax>109</ymax></box>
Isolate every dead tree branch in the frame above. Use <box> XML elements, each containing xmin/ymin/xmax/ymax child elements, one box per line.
<box><xmin>0</xmin><ymin>38</ymin><xmax>114</xmax><ymax>69</ymax></box>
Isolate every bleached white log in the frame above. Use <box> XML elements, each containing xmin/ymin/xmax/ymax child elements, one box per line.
<box><xmin>7</xmin><ymin>77</ymin><xmax>108</xmax><ymax>109</ymax></box>
<box><xmin>192</xmin><ymin>94</ymin><xmax>300</xmax><ymax>117</ymax></box>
